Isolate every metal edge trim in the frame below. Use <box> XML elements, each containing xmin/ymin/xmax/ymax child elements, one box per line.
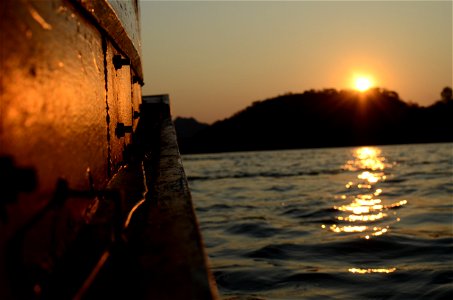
<box><xmin>73</xmin><ymin>0</ymin><xmax>143</xmax><ymax>81</ymax></box>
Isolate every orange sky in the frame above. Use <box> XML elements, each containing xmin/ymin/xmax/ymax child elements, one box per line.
<box><xmin>140</xmin><ymin>0</ymin><xmax>452</xmax><ymax>124</ymax></box>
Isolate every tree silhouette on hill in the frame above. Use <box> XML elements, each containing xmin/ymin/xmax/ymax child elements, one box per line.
<box><xmin>441</xmin><ymin>87</ymin><xmax>452</xmax><ymax>103</ymax></box>
<box><xmin>175</xmin><ymin>87</ymin><xmax>453</xmax><ymax>154</ymax></box>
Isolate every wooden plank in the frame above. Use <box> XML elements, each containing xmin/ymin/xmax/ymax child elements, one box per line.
<box><xmin>75</xmin><ymin>0</ymin><xmax>143</xmax><ymax>81</ymax></box>
<box><xmin>136</xmin><ymin>100</ymin><xmax>219</xmax><ymax>300</ymax></box>
<box><xmin>105</xmin><ymin>40</ymin><xmax>133</xmax><ymax>175</ymax></box>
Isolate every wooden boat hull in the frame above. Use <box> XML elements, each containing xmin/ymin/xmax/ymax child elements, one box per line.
<box><xmin>0</xmin><ymin>1</ymin><xmax>217</xmax><ymax>298</ymax></box>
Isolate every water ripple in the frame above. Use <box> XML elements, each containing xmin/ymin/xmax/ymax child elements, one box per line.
<box><xmin>184</xmin><ymin>143</ymin><xmax>453</xmax><ymax>299</ymax></box>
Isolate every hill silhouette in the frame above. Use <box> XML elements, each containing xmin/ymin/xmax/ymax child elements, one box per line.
<box><xmin>173</xmin><ymin>117</ymin><xmax>209</xmax><ymax>138</ymax></box>
<box><xmin>175</xmin><ymin>87</ymin><xmax>452</xmax><ymax>154</ymax></box>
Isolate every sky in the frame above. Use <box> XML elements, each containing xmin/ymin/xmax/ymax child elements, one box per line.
<box><xmin>140</xmin><ymin>0</ymin><xmax>452</xmax><ymax>124</ymax></box>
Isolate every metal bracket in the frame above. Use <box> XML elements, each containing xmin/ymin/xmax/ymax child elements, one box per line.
<box><xmin>115</xmin><ymin>122</ymin><xmax>133</xmax><ymax>138</ymax></box>
<box><xmin>112</xmin><ymin>55</ymin><xmax>130</xmax><ymax>70</ymax></box>
<box><xmin>132</xmin><ymin>75</ymin><xmax>144</xmax><ymax>86</ymax></box>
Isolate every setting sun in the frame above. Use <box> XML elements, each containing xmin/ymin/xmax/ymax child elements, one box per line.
<box><xmin>355</xmin><ymin>77</ymin><xmax>373</xmax><ymax>92</ymax></box>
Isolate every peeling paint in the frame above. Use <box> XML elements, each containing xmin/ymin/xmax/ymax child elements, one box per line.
<box><xmin>92</xmin><ymin>52</ymin><xmax>100</xmax><ymax>72</ymax></box>
<box><xmin>28</xmin><ymin>5</ymin><xmax>52</xmax><ymax>30</ymax></box>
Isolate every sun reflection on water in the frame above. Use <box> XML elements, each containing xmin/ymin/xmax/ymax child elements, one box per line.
<box><xmin>322</xmin><ymin>146</ymin><xmax>407</xmax><ymax>239</ymax></box>
<box><xmin>321</xmin><ymin>146</ymin><xmax>407</xmax><ymax>275</ymax></box>
<box><xmin>349</xmin><ymin>267</ymin><xmax>397</xmax><ymax>274</ymax></box>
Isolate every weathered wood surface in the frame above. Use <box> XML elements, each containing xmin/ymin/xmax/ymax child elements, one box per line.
<box><xmin>76</xmin><ymin>0</ymin><xmax>143</xmax><ymax>80</ymax></box>
<box><xmin>137</xmin><ymin>103</ymin><xmax>219</xmax><ymax>300</ymax></box>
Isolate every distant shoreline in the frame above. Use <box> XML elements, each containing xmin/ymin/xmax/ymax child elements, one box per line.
<box><xmin>175</xmin><ymin>88</ymin><xmax>453</xmax><ymax>154</ymax></box>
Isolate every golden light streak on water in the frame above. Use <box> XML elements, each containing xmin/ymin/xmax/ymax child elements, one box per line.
<box><xmin>358</xmin><ymin>171</ymin><xmax>383</xmax><ymax>183</ymax></box>
<box><xmin>357</xmin><ymin>184</ymin><xmax>372</xmax><ymax>189</ymax></box>
<box><xmin>342</xmin><ymin>147</ymin><xmax>390</xmax><ymax>171</ymax></box>
<box><xmin>323</xmin><ymin>146</ymin><xmax>408</xmax><ymax>240</ymax></box>
<box><xmin>339</xmin><ymin>212</ymin><xmax>386</xmax><ymax>222</ymax></box>
<box><xmin>355</xmin><ymin>198</ymin><xmax>381</xmax><ymax>205</ymax></box>
<box><xmin>348</xmin><ymin>267</ymin><xmax>397</xmax><ymax>274</ymax></box>
<box><xmin>387</xmin><ymin>200</ymin><xmax>408</xmax><ymax>208</ymax></box>
<box><xmin>372</xmin><ymin>227</ymin><xmax>389</xmax><ymax>236</ymax></box>
<box><xmin>330</xmin><ymin>224</ymin><xmax>368</xmax><ymax>233</ymax></box>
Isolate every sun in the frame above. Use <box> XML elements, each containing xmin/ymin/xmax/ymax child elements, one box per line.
<box><xmin>354</xmin><ymin>77</ymin><xmax>373</xmax><ymax>92</ymax></box>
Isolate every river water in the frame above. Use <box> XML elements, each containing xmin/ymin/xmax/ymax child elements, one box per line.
<box><xmin>183</xmin><ymin>143</ymin><xmax>453</xmax><ymax>300</ymax></box>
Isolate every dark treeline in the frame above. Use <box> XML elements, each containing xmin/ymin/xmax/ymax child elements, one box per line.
<box><xmin>175</xmin><ymin>87</ymin><xmax>453</xmax><ymax>154</ymax></box>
